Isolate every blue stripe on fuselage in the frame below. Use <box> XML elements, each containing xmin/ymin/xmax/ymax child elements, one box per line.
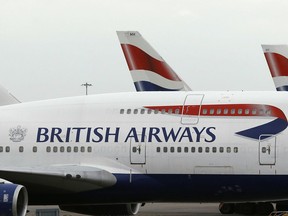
<box><xmin>236</xmin><ymin>118</ymin><xmax>288</xmax><ymax>140</ymax></box>
<box><xmin>277</xmin><ymin>86</ymin><xmax>288</xmax><ymax>91</ymax></box>
<box><xmin>134</xmin><ymin>81</ymin><xmax>181</xmax><ymax>91</ymax></box>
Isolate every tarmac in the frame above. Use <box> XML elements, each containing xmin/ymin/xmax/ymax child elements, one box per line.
<box><xmin>27</xmin><ymin>203</ymin><xmax>225</xmax><ymax>216</ymax></box>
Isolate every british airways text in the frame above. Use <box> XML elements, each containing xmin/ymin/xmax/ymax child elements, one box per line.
<box><xmin>36</xmin><ymin>127</ymin><xmax>216</xmax><ymax>143</ymax></box>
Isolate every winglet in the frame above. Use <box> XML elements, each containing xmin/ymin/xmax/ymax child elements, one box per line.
<box><xmin>117</xmin><ymin>31</ymin><xmax>191</xmax><ymax>91</ymax></box>
<box><xmin>262</xmin><ymin>45</ymin><xmax>288</xmax><ymax>91</ymax></box>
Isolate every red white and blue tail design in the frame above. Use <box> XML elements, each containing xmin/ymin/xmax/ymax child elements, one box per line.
<box><xmin>262</xmin><ymin>45</ymin><xmax>288</xmax><ymax>91</ymax></box>
<box><xmin>117</xmin><ymin>31</ymin><xmax>191</xmax><ymax>91</ymax></box>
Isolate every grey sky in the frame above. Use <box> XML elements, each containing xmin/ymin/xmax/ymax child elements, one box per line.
<box><xmin>0</xmin><ymin>0</ymin><xmax>287</xmax><ymax>102</ymax></box>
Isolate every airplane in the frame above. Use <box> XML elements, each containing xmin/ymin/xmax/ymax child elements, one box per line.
<box><xmin>262</xmin><ymin>45</ymin><xmax>288</xmax><ymax>91</ymax></box>
<box><xmin>117</xmin><ymin>31</ymin><xmax>191</xmax><ymax>91</ymax></box>
<box><xmin>2</xmin><ymin>34</ymin><xmax>288</xmax><ymax>216</ymax></box>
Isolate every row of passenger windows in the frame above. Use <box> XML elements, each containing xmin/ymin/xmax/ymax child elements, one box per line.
<box><xmin>120</xmin><ymin>108</ymin><xmax>271</xmax><ymax>116</ymax></box>
<box><xmin>0</xmin><ymin>146</ymin><xmax>92</xmax><ymax>153</ymax></box>
<box><xmin>156</xmin><ymin>146</ymin><xmax>239</xmax><ymax>153</ymax></box>
<box><xmin>120</xmin><ymin>108</ymin><xmax>179</xmax><ymax>115</ymax></box>
<box><xmin>202</xmin><ymin>108</ymin><xmax>271</xmax><ymax>115</ymax></box>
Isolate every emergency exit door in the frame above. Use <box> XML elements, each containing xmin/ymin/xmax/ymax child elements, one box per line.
<box><xmin>181</xmin><ymin>94</ymin><xmax>204</xmax><ymax>124</ymax></box>
<box><xmin>259</xmin><ymin>135</ymin><xmax>276</xmax><ymax>165</ymax></box>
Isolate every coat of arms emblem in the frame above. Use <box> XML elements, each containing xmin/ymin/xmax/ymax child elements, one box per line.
<box><xmin>9</xmin><ymin>126</ymin><xmax>27</xmax><ymax>142</ymax></box>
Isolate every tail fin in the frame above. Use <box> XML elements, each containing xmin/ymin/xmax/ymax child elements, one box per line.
<box><xmin>0</xmin><ymin>84</ymin><xmax>20</xmax><ymax>105</ymax></box>
<box><xmin>117</xmin><ymin>31</ymin><xmax>191</xmax><ymax>91</ymax></box>
<box><xmin>262</xmin><ymin>45</ymin><xmax>288</xmax><ymax>91</ymax></box>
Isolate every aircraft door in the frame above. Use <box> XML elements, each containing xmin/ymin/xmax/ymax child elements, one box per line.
<box><xmin>130</xmin><ymin>135</ymin><xmax>146</xmax><ymax>164</ymax></box>
<box><xmin>181</xmin><ymin>94</ymin><xmax>204</xmax><ymax>124</ymax></box>
<box><xmin>259</xmin><ymin>135</ymin><xmax>276</xmax><ymax>165</ymax></box>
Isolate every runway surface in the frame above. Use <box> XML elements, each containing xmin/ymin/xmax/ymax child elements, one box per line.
<box><xmin>27</xmin><ymin>203</ymin><xmax>225</xmax><ymax>216</ymax></box>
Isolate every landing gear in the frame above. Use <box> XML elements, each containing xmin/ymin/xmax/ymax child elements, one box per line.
<box><xmin>219</xmin><ymin>202</ymin><xmax>274</xmax><ymax>215</ymax></box>
<box><xmin>276</xmin><ymin>203</ymin><xmax>288</xmax><ymax>211</ymax></box>
<box><xmin>219</xmin><ymin>203</ymin><xmax>234</xmax><ymax>214</ymax></box>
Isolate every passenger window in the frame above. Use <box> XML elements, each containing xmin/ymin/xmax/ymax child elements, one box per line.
<box><xmin>252</xmin><ymin>109</ymin><xmax>257</xmax><ymax>115</ymax></box>
<box><xmin>5</xmin><ymin>147</ymin><xmax>10</xmax><ymax>152</ymax></box>
<box><xmin>0</xmin><ymin>146</ymin><xmax>3</xmax><ymax>152</ymax></box>
<box><xmin>147</xmin><ymin>109</ymin><xmax>152</xmax><ymax>114</ymax></box>
<box><xmin>88</xmin><ymin>147</ymin><xmax>92</xmax><ymax>152</ymax></box>
<box><xmin>134</xmin><ymin>109</ymin><xmax>138</xmax><ymax>114</ymax></box>
<box><xmin>191</xmin><ymin>147</ymin><xmax>195</xmax><ymax>153</ymax></box>
<box><xmin>120</xmin><ymin>109</ymin><xmax>124</xmax><ymax>114</ymax></box>
<box><xmin>217</xmin><ymin>109</ymin><xmax>221</xmax><ymax>114</ymax></box>
<box><xmin>140</xmin><ymin>109</ymin><xmax>145</xmax><ymax>114</ymax></box>
<box><xmin>46</xmin><ymin>146</ymin><xmax>51</xmax><ymax>153</ymax></box>
<box><xmin>163</xmin><ymin>147</ymin><xmax>168</xmax><ymax>153</ymax></box>
<box><xmin>210</xmin><ymin>109</ymin><xmax>214</xmax><ymax>114</ymax></box>
<box><xmin>74</xmin><ymin>147</ymin><xmax>78</xmax><ymax>153</ymax></box>
<box><xmin>202</xmin><ymin>109</ymin><xmax>207</xmax><ymax>114</ymax></box>
<box><xmin>168</xmin><ymin>109</ymin><xmax>173</xmax><ymax>114</ymax></box>
<box><xmin>175</xmin><ymin>109</ymin><xmax>180</xmax><ymax>114</ymax></box>
<box><xmin>81</xmin><ymin>146</ymin><xmax>85</xmax><ymax>152</ymax></box>
<box><xmin>184</xmin><ymin>147</ymin><xmax>188</xmax><ymax>153</ymax></box>
<box><xmin>161</xmin><ymin>109</ymin><xmax>166</xmax><ymax>114</ymax></box>
<box><xmin>245</xmin><ymin>109</ymin><xmax>250</xmax><ymax>115</ymax></box>
<box><xmin>132</xmin><ymin>147</ymin><xmax>137</xmax><ymax>153</ymax></box>
<box><xmin>234</xmin><ymin>147</ymin><xmax>238</xmax><ymax>153</ymax></box>
<box><xmin>32</xmin><ymin>146</ymin><xmax>37</xmax><ymax>153</ymax></box>
<box><xmin>177</xmin><ymin>147</ymin><xmax>181</xmax><ymax>153</ymax></box>
<box><xmin>262</xmin><ymin>147</ymin><xmax>266</xmax><ymax>153</ymax></box>
<box><xmin>19</xmin><ymin>146</ymin><xmax>24</xmax><ymax>153</ymax></box>
<box><xmin>219</xmin><ymin>147</ymin><xmax>224</xmax><ymax>153</ymax></box>
<box><xmin>156</xmin><ymin>147</ymin><xmax>161</xmax><ymax>153</ymax></box>
<box><xmin>238</xmin><ymin>109</ymin><xmax>242</xmax><ymax>114</ymax></box>
<box><xmin>224</xmin><ymin>109</ymin><xmax>228</xmax><ymax>114</ymax></box>
<box><xmin>231</xmin><ymin>109</ymin><xmax>235</xmax><ymax>114</ymax></box>
<box><xmin>170</xmin><ymin>147</ymin><xmax>175</xmax><ymax>153</ymax></box>
<box><xmin>198</xmin><ymin>147</ymin><xmax>202</xmax><ymax>153</ymax></box>
<box><xmin>154</xmin><ymin>109</ymin><xmax>159</xmax><ymax>114</ymax></box>
<box><xmin>53</xmin><ymin>146</ymin><xmax>58</xmax><ymax>153</ymax></box>
<box><xmin>212</xmin><ymin>147</ymin><xmax>217</xmax><ymax>153</ymax></box>
<box><xmin>127</xmin><ymin>109</ymin><xmax>131</xmax><ymax>114</ymax></box>
<box><xmin>205</xmin><ymin>147</ymin><xmax>209</xmax><ymax>153</ymax></box>
<box><xmin>67</xmin><ymin>146</ymin><xmax>71</xmax><ymax>153</ymax></box>
<box><xmin>60</xmin><ymin>146</ymin><xmax>65</xmax><ymax>153</ymax></box>
<box><xmin>227</xmin><ymin>147</ymin><xmax>231</xmax><ymax>153</ymax></box>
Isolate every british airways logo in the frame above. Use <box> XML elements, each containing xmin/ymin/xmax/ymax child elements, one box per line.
<box><xmin>146</xmin><ymin>104</ymin><xmax>288</xmax><ymax>140</ymax></box>
<box><xmin>36</xmin><ymin>126</ymin><xmax>216</xmax><ymax>143</ymax></box>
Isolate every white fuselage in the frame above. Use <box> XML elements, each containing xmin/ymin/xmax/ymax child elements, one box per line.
<box><xmin>1</xmin><ymin>91</ymin><xmax>288</xmax><ymax>204</ymax></box>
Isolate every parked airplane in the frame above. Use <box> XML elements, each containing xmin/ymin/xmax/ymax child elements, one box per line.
<box><xmin>262</xmin><ymin>45</ymin><xmax>288</xmax><ymax>91</ymax></box>
<box><xmin>2</xmin><ymin>34</ymin><xmax>288</xmax><ymax>216</ymax></box>
<box><xmin>117</xmin><ymin>31</ymin><xmax>191</xmax><ymax>91</ymax></box>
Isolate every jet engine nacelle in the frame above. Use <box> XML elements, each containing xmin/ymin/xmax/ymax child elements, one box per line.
<box><xmin>60</xmin><ymin>203</ymin><xmax>141</xmax><ymax>216</ymax></box>
<box><xmin>0</xmin><ymin>184</ymin><xmax>28</xmax><ymax>216</ymax></box>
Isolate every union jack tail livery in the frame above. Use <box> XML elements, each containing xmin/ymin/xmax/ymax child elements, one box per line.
<box><xmin>117</xmin><ymin>31</ymin><xmax>191</xmax><ymax>91</ymax></box>
<box><xmin>262</xmin><ymin>45</ymin><xmax>288</xmax><ymax>91</ymax></box>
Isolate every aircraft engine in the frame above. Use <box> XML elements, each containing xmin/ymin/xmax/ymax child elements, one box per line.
<box><xmin>0</xmin><ymin>184</ymin><xmax>28</xmax><ymax>216</ymax></box>
<box><xmin>60</xmin><ymin>203</ymin><xmax>141</xmax><ymax>215</ymax></box>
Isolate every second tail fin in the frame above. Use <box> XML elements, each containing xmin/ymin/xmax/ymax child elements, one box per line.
<box><xmin>262</xmin><ymin>45</ymin><xmax>288</xmax><ymax>91</ymax></box>
<box><xmin>117</xmin><ymin>31</ymin><xmax>191</xmax><ymax>91</ymax></box>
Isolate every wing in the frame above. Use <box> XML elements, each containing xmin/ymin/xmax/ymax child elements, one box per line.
<box><xmin>0</xmin><ymin>165</ymin><xmax>117</xmax><ymax>193</ymax></box>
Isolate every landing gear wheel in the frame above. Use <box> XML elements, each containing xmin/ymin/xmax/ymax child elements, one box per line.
<box><xmin>276</xmin><ymin>203</ymin><xmax>288</xmax><ymax>211</ymax></box>
<box><xmin>219</xmin><ymin>203</ymin><xmax>235</xmax><ymax>214</ymax></box>
<box><xmin>256</xmin><ymin>202</ymin><xmax>274</xmax><ymax>215</ymax></box>
<box><xmin>235</xmin><ymin>203</ymin><xmax>255</xmax><ymax>215</ymax></box>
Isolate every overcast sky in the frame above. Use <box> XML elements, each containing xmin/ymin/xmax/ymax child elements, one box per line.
<box><xmin>0</xmin><ymin>0</ymin><xmax>287</xmax><ymax>102</ymax></box>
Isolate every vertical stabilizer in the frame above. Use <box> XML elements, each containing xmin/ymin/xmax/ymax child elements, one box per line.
<box><xmin>117</xmin><ymin>31</ymin><xmax>191</xmax><ymax>91</ymax></box>
<box><xmin>262</xmin><ymin>45</ymin><xmax>288</xmax><ymax>91</ymax></box>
